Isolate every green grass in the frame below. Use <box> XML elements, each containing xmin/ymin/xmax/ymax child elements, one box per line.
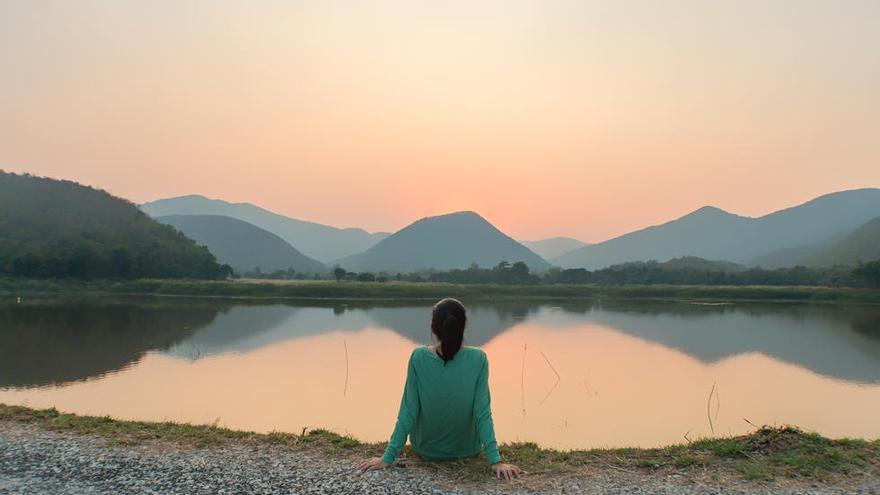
<box><xmin>3</xmin><ymin>405</ymin><xmax>875</xmax><ymax>482</ymax></box>
<box><xmin>2</xmin><ymin>277</ymin><xmax>879</xmax><ymax>304</ymax></box>
<box><xmin>0</xmin><ymin>404</ymin><xmax>363</xmax><ymax>451</ymax></box>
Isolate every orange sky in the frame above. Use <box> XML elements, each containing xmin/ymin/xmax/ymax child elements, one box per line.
<box><xmin>2</xmin><ymin>1</ymin><xmax>879</xmax><ymax>242</ymax></box>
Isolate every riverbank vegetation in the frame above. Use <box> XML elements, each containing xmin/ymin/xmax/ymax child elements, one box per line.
<box><xmin>243</xmin><ymin>257</ymin><xmax>880</xmax><ymax>288</ymax></box>
<box><xmin>376</xmin><ymin>257</ymin><xmax>880</xmax><ymax>288</ymax></box>
<box><xmin>1</xmin><ymin>404</ymin><xmax>877</xmax><ymax>482</ymax></box>
<box><xmin>2</xmin><ymin>277</ymin><xmax>880</xmax><ymax>304</ymax></box>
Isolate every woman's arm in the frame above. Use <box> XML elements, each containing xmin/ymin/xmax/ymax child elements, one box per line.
<box><xmin>475</xmin><ymin>354</ymin><xmax>521</xmax><ymax>479</ymax></box>
<box><xmin>473</xmin><ymin>352</ymin><xmax>501</xmax><ymax>464</ymax></box>
<box><xmin>380</xmin><ymin>350</ymin><xmax>421</xmax><ymax>465</ymax></box>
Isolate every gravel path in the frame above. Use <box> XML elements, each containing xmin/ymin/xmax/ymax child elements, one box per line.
<box><xmin>1</xmin><ymin>422</ymin><xmax>877</xmax><ymax>494</ymax></box>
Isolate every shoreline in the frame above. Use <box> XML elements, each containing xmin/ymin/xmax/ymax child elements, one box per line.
<box><xmin>3</xmin><ymin>278</ymin><xmax>880</xmax><ymax>305</ymax></box>
<box><xmin>2</xmin><ymin>404</ymin><xmax>878</xmax><ymax>494</ymax></box>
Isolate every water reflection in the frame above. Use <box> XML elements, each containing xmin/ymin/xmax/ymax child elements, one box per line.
<box><xmin>2</xmin><ymin>300</ymin><xmax>880</xmax><ymax>388</ymax></box>
<box><xmin>0</xmin><ymin>301</ymin><xmax>218</xmax><ymax>387</ymax></box>
<box><xmin>555</xmin><ymin>302</ymin><xmax>880</xmax><ymax>384</ymax></box>
<box><xmin>2</xmin><ymin>298</ymin><xmax>879</xmax><ymax>448</ymax></box>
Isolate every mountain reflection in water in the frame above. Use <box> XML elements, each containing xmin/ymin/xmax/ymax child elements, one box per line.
<box><xmin>2</xmin><ymin>299</ymin><xmax>879</xmax><ymax>388</ymax></box>
<box><xmin>3</xmin><ymin>298</ymin><xmax>880</xmax><ymax>448</ymax></box>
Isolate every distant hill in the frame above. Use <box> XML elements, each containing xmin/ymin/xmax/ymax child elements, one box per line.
<box><xmin>521</xmin><ymin>237</ymin><xmax>589</xmax><ymax>259</ymax></box>
<box><xmin>141</xmin><ymin>195</ymin><xmax>388</xmax><ymax>263</ymax></box>
<box><xmin>643</xmin><ymin>256</ymin><xmax>744</xmax><ymax>272</ymax></box>
<box><xmin>336</xmin><ymin>211</ymin><xmax>551</xmax><ymax>273</ymax></box>
<box><xmin>157</xmin><ymin>215</ymin><xmax>327</xmax><ymax>275</ymax></box>
<box><xmin>804</xmin><ymin>216</ymin><xmax>880</xmax><ymax>267</ymax></box>
<box><xmin>751</xmin><ymin>244</ymin><xmax>827</xmax><ymax>269</ymax></box>
<box><xmin>0</xmin><ymin>172</ymin><xmax>228</xmax><ymax>279</ymax></box>
<box><xmin>553</xmin><ymin>189</ymin><xmax>880</xmax><ymax>269</ymax></box>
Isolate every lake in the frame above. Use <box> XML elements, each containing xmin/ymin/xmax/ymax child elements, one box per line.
<box><xmin>2</xmin><ymin>297</ymin><xmax>879</xmax><ymax>450</ymax></box>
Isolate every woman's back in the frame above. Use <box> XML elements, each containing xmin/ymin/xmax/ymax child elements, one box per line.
<box><xmin>407</xmin><ymin>346</ymin><xmax>495</xmax><ymax>460</ymax></box>
<box><xmin>361</xmin><ymin>298</ymin><xmax>518</xmax><ymax>480</ymax></box>
<box><xmin>381</xmin><ymin>345</ymin><xmax>500</xmax><ymax>464</ymax></box>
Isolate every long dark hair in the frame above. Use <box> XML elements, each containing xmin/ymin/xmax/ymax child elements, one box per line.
<box><xmin>431</xmin><ymin>298</ymin><xmax>467</xmax><ymax>364</ymax></box>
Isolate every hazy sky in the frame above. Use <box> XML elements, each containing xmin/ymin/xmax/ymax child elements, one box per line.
<box><xmin>2</xmin><ymin>1</ymin><xmax>878</xmax><ymax>242</ymax></box>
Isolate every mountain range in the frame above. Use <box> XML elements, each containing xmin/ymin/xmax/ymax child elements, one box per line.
<box><xmin>553</xmin><ymin>189</ymin><xmax>880</xmax><ymax>269</ymax></box>
<box><xmin>140</xmin><ymin>187</ymin><xmax>880</xmax><ymax>273</ymax></box>
<box><xmin>156</xmin><ymin>215</ymin><xmax>327</xmax><ymax>275</ymax></box>
<box><xmin>141</xmin><ymin>195</ymin><xmax>388</xmax><ymax>263</ymax></box>
<box><xmin>335</xmin><ymin>211</ymin><xmax>551</xmax><ymax>273</ymax></box>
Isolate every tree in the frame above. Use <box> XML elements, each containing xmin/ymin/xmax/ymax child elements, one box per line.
<box><xmin>510</xmin><ymin>261</ymin><xmax>530</xmax><ymax>280</ymax></box>
<box><xmin>853</xmin><ymin>261</ymin><xmax>880</xmax><ymax>288</ymax></box>
<box><xmin>493</xmin><ymin>260</ymin><xmax>511</xmax><ymax>271</ymax></box>
<box><xmin>333</xmin><ymin>265</ymin><xmax>346</xmax><ymax>282</ymax></box>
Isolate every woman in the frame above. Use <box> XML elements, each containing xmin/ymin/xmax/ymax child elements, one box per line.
<box><xmin>357</xmin><ymin>298</ymin><xmax>521</xmax><ymax>480</ymax></box>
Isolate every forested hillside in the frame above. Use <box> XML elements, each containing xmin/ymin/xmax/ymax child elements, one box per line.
<box><xmin>0</xmin><ymin>172</ymin><xmax>229</xmax><ymax>279</ymax></box>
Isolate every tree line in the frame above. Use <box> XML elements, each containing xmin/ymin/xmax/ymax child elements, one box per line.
<box><xmin>327</xmin><ymin>259</ymin><xmax>880</xmax><ymax>288</ymax></box>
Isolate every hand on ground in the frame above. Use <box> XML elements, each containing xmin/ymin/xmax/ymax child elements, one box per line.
<box><xmin>491</xmin><ymin>462</ymin><xmax>521</xmax><ymax>480</ymax></box>
<box><xmin>356</xmin><ymin>457</ymin><xmax>389</xmax><ymax>474</ymax></box>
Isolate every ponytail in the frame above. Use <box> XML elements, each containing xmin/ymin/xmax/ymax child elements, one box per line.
<box><xmin>431</xmin><ymin>298</ymin><xmax>467</xmax><ymax>364</ymax></box>
<box><xmin>439</xmin><ymin>314</ymin><xmax>464</xmax><ymax>363</ymax></box>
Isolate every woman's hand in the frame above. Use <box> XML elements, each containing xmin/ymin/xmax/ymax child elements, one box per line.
<box><xmin>356</xmin><ymin>457</ymin><xmax>389</xmax><ymax>474</ymax></box>
<box><xmin>491</xmin><ymin>462</ymin><xmax>521</xmax><ymax>480</ymax></box>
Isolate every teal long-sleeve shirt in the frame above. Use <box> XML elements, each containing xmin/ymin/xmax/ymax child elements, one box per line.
<box><xmin>381</xmin><ymin>346</ymin><xmax>501</xmax><ymax>465</ymax></box>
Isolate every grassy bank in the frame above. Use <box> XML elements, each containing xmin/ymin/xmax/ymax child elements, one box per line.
<box><xmin>2</xmin><ymin>404</ymin><xmax>877</xmax><ymax>482</ymax></box>
<box><xmin>2</xmin><ymin>278</ymin><xmax>880</xmax><ymax>304</ymax></box>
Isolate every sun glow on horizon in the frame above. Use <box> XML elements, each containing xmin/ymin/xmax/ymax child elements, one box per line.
<box><xmin>2</xmin><ymin>0</ymin><xmax>879</xmax><ymax>242</ymax></box>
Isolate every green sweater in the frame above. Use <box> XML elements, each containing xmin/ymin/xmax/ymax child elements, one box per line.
<box><xmin>381</xmin><ymin>346</ymin><xmax>501</xmax><ymax>465</ymax></box>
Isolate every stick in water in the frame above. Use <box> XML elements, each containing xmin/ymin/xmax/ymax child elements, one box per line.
<box><xmin>706</xmin><ymin>382</ymin><xmax>717</xmax><ymax>434</ymax></box>
<box><xmin>343</xmin><ymin>340</ymin><xmax>349</xmax><ymax>397</ymax></box>
<box><xmin>537</xmin><ymin>350</ymin><xmax>561</xmax><ymax>407</ymax></box>
<box><xmin>520</xmin><ymin>343</ymin><xmax>527</xmax><ymax>417</ymax></box>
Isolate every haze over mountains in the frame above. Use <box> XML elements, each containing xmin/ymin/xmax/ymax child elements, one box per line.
<box><xmin>553</xmin><ymin>189</ymin><xmax>880</xmax><ymax>269</ymax></box>
<box><xmin>336</xmin><ymin>211</ymin><xmax>551</xmax><ymax>273</ymax></box>
<box><xmin>6</xmin><ymin>171</ymin><xmax>876</xmax><ymax>282</ymax></box>
<box><xmin>521</xmin><ymin>237</ymin><xmax>589</xmax><ymax>260</ymax></box>
<box><xmin>156</xmin><ymin>215</ymin><xmax>327</xmax><ymax>275</ymax></box>
<box><xmin>753</xmin><ymin>216</ymin><xmax>880</xmax><ymax>269</ymax></box>
<box><xmin>141</xmin><ymin>195</ymin><xmax>389</xmax><ymax>263</ymax></box>
<box><xmin>138</xmin><ymin>187</ymin><xmax>880</xmax><ymax>274</ymax></box>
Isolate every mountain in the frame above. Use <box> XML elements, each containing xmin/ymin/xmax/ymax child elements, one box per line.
<box><xmin>0</xmin><ymin>172</ymin><xmax>227</xmax><ymax>280</ymax></box>
<box><xmin>751</xmin><ymin>244</ymin><xmax>827</xmax><ymax>269</ymax></box>
<box><xmin>804</xmin><ymin>216</ymin><xmax>880</xmax><ymax>267</ymax></box>
<box><xmin>553</xmin><ymin>206</ymin><xmax>752</xmax><ymax>269</ymax></box>
<box><xmin>632</xmin><ymin>256</ymin><xmax>744</xmax><ymax>272</ymax></box>
<box><xmin>141</xmin><ymin>195</ymin><xmax>388</xmax><ymax>263</ymax></box>
<box><xmin>553</xmin><ymin>189</ymin><xmax>880</xmax><ymax>269</ymax></box>
<box><xmin>336</xmin><ymin>211</ymin><xmax>551</xmax><ymax>273</ymax></box>
<box><xmin>521</xmin><ymin>237</ymin><xmax>589</xmax><ymax>259</ymax></box>
<box><xmin>157</xmin><ymin>215</ymin><xmax>327</xmax><ymax>275</ymax></box>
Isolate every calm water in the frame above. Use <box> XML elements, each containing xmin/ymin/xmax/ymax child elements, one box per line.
<box><xmin>2</xmin><ymin>298</ymin><xmax>879</xmax><ymax>449</ymax></box>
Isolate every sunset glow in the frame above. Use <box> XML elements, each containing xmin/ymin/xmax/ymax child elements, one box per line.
<box><xmin>2</xmin><ymin>0</ymin><xmax>878</xmax><ymax>241</ymax></box>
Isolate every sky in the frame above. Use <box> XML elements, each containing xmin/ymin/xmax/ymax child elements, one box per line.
<box><xmin>1</xmin><ymin>0</ymin><xmax>879</xmax><ymax>242</ymax></box>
